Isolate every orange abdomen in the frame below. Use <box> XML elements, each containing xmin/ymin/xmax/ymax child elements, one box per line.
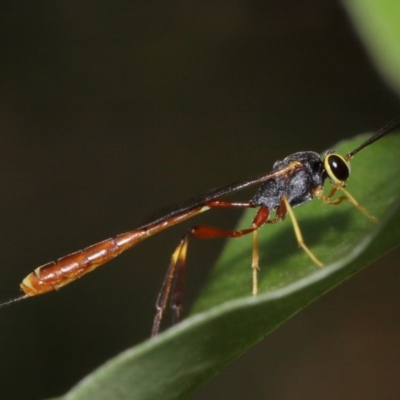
<box><xmin>20</xmin><ymin>231</ymin><xmax>146</xmax><ymax>296</ymax></box>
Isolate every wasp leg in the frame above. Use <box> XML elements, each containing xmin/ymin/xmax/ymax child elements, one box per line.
<box><xmin>314</xmin><ymin>185</ymin><xmax>378</xmax><ymax>223</ymax></box>
<box><xmin>251</xmin><ymin>229</ymin><xmax>259</xmax><ymax>295</ymax></box>
<box><xmin>151</xmin><ymin>202</ymin><xmax>268</xmax><ymax>336</ymax></box>
<box><xmin>281</xmin><ymin>196</ymin><xmax>323</xmax><ymax>267</ymax></box>
<box><xmin>152</xmin><ymin>235</ymin><xmax>188</xmax><ymax>337</ymax></box>
<box><xmin>189</xmin><ymin>205</ymin><xmax>270</xmax><ymax>297</ymax></box>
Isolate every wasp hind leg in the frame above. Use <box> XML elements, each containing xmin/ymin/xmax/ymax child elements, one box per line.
<box><xmin>151</xmin><ymin>202</ymin><xmax>269</xmax><ymax>336</ymax></box>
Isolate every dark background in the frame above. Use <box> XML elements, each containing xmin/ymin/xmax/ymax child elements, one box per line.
<box><xmin>0</xmin><ymin>1</ymin><xmax>399</xmax><ymax>399</ymax></box>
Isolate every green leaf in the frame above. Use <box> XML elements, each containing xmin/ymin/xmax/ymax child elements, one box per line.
<box><xmin>59</xmin><ymin>132</ymin><xmax>400</xmax><ymax>400</ymax></box>
<box><xmin>341</xmin><ymin>0</ymin><xmax>400</xmax><ymax>91</ymax></box>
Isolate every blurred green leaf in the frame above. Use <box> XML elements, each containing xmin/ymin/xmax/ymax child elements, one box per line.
<box><xmin>341</xmin><ymin>0</ymin><xmax>400</xmax><ymax>91</ymax></box>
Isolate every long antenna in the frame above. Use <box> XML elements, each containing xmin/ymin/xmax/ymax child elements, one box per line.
<box><xmin>345</xmin><ymin>116</ymin><xmax>400</xmax><ymax>160</ymax></box>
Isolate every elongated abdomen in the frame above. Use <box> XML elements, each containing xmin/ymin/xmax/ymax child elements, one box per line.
<box><xmin>20</xmin><ymin>231</ymin><xmax>147</xmax><ymax>296</ymax></box>
<box><xmin>18</xmin><ymin>203</ymin><xmax>208</xmax><ymax>297</ymax></box>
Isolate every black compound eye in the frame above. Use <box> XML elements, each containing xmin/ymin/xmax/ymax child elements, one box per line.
<box><xmin>324</xmin><ymin>154</ymin><xmax>350</xmax><ymax>183</ymax></box>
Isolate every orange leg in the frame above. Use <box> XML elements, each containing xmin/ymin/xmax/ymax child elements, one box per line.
<box><xmin>151</xmin><ymin>203</ymin><xmax>269</xmax><ymax>336</ymax></box>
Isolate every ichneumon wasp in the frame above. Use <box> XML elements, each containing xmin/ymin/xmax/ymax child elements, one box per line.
<box><xmin>1</xmin><ymin>116</ymin><xmax>400</xmax><ymax>336</ymax></box>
